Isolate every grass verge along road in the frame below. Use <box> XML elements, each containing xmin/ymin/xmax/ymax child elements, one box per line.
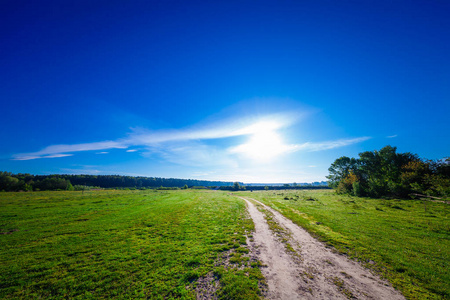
<box><xmin>237</xmin><ymin>189</ymin><xmax>449</xmax><ymax>299</ymax></box>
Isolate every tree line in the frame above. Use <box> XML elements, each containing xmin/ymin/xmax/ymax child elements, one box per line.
<box><xmin>0</xmin><ymin>173</ymin><xmax>236</xmax><ymax>192</ymax></box>
<box><xmin>219</xmin><ymin>182</ymin><xmax>330</xmax><ymax>191</ymax></box>
<box><xmin>327</xmin><ymin>145</ymin><xmax>450</xmax><ymax>198</ymax></box>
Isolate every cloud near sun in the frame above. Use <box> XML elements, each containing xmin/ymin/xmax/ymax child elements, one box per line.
<box><xmin>12</xmin><ymin>113</ymin><xmax>370</xmax><ymax>162</ymax></box>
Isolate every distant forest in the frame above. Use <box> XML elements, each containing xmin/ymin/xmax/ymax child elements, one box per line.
<box><xmin>0</xmin><ymin>172</ymin><xmax>331</xmax><ymax>192</ymax></box>
<box><xmin>0</xmin><ymin>173</ymin><xmax>237</xmax><ymax>192</ymax></box>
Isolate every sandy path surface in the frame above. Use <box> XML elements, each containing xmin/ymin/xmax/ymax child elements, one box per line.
<box><xmin>241</xmin><ymin>197</ymin><xmax>405</xmax><ymax>300</ymax></box>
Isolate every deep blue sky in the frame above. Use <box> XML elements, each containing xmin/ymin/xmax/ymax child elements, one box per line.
<box><xmin>1</xmin><ymin>0</ymin><xmax>449</xmax><ymax>183</ymax></box>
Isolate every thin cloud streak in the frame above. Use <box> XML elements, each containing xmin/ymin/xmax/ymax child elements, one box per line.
<box><xmin>11</xmin><ymin>113</ymin><xmax>370</xmax><ymax>162</ymax></box>
<box><xmin>12</xmin><ymin>141</ymin><xmax>126</xmax><ymax>160</ymax></box>
<box><xmin>149</xmin><ymin>142</ymin><xmax>239</xmax><ymax>168</ymax></box>
<box><xmin>291</xmin><ymin>137</ymin><xmax>372</xmax><ymax>152</ymax></box>
<box><xmin>13</xmin><ymin>153</ymin><xmax>74</xmax><ymax>161</ymax></box>
<box><xmin>44</xmin><ymin>154</ymin><xmax>74</xmax><ymax>158</ymax></box>
<box><xmin>12</xmin><ymin>113</ymin><xmax>297</xmax><ymax>160</ymax></box>
<box><xmin>127</xmin><ymin>113</ymin><xmax>297</xmax><ymax>145</ymax></box>
<box><xmin>227</xmin><ymin>137</ymin><xmax>371</xmax><ymax>162</ymax></box>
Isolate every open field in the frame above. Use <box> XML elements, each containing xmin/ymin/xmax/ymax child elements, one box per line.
<box><xmin>0</xmin><ymin>190</ymin><xmax>264</xmax><ymax>299</ymax></box>
<box><xmin>1</xmin><ymin>189</ymin><xmax>449</xmax><ymax>299</ymax></box>
<box><xmin>237</xmin><ymin>190</ymin><xmax>449</xmax><ymax>299</ymax></box>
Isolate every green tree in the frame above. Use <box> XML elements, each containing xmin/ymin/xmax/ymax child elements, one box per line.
<box><xmin>423</xmin><ymin>174</ymin><xmax>450</xmax><ymax>197</ymax></box>
<box><xmin>0</xmin><ymin>172</ymin><xmax>20</xmax><ymax>191</ymax></box>
<box><xmin>327</xmin><ymin>145</ymin><xmax>432</xmax><ymax>198</ymax></box>
<box><xmin>359</xmin><ymin>146</ymin><xmax>417</xmax><ymax>197</ymax></box>
<box><xmin>326</xmin><ymin>156</ymin><xmax>359</xmax><ymax>188</ymax></box>
<box><xmin>336</xmin><ymin>172</ymin><xmax>358</xmax><ymax>194</ymax></box>
<box><xmin>400</xmin><ymin>160</ymin><xmax>430</xmax><ymax>195</ymax></box>
<box><xmin>36</xmin><ymin>177</ymin><xmax>73</xmax><ymax>191</ymax></box>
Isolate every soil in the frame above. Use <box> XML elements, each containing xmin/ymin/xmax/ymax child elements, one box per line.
<box><xmin>241</xmin><ymin>196</ymin><xmax>405</xmax><ymax>300</ymax></box>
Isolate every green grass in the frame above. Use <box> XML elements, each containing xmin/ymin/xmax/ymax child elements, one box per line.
<box><xmin>237</xmin><ymin>189</ymin><xmax>449</xmax><ymax>300</ymax></box>
<box><xmin>3</xmin><ymin>189</ymin><xmax>448</xmax><ymax>299</ymax></box>
<box><xmin>0</xmin><ymin>190</ymin><xmax>263</xmax><ymax>299</ymax></box>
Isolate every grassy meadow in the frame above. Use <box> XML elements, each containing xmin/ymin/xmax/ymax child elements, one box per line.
<box><xmin>0</xmin><ymin>190</ymin><xmax>264</xmax><ymax>299</ymax></box>
<box><xmin>237</xmin><ymin>189</ymin><xmax>449</xmax><ymax>299</ymax></box>
<box><xmin>1</xmin><ymin>189</ymin><xmax>449</xmax><ymax>299</ymax></box>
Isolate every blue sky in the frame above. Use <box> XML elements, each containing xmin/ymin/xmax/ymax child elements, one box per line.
<box><xmin>1</xmin><ymin>0</ymin><xmax>449</xmax><ymax>183</ymax></box>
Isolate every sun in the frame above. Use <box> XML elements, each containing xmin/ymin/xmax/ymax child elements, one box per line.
<box><xmin>229</xmin><ymin>123</ymin><xmax>290</xmax><ymax>161</ymax></box>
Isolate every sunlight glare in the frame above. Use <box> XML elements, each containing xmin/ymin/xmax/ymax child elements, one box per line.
<box><xmin>229</xmin><ymin>121</ymin><xmax>291</xmax><ymax>162</ymax></box>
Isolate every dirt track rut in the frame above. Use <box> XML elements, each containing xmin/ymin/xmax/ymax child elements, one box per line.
<box><xmin>241</xmin><ymin>197</ymin><xmax>405</xmax><ymax>300</ymax></box>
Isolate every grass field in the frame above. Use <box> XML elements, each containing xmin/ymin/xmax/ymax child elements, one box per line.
<box><xmin>237</xmin><ymin>189</ymin><xmax>449</xmax><ymax>299</ymax></box>
<box><xmin>0</xmin><ymin>190</ymin><xmax>264</xmax><ymax>299</ymax></box>
<box><xmin>1</xmin><ymin>189</ymin><xmax>449</xmax><ymax>299</ymax></box>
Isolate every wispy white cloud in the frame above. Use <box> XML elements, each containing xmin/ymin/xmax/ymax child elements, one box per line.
<box><xmin>290</xmin><ymin>137</ymin><xmax>372</xmax><ymax>152</ymax></box>
<box><xmin>387</xmin><ymin>135</ymin><xmax>398</xmax><ymax>138</ymax></box>
<box><xmin>12</xmin><ymin>141</ymin><xmax>126</xmax><ymax>160</ymax></box>
<box><xmin>44</xmin><ymin>154</ymin><xmax>74</xmax><ymax>159</ymax></box>
<box><xmin>147</xmin><ymin>141</ymin><xmax>238</xmax><ymax>168</ymax></box>
<box><xmin>13</xmin><ymin>153</ymin><xmax>74</xmax><ymax>161</ymax></box>
<box><xmin>11</xmin><ymin>112</ymin><xmax>370</xmax><ymax>165</ymax></box>
<box><xmin>12</xmin><ymin>113</ymin><xmax>297</xmax><ymax>160</ymax></box>
<box><xmin>125</xmin><ymin>113</ymin><xmax>298</xmax><ymax>146</ymax></box>
<box><xmin>227</xmin><ymin>136</ymin><xmax>371</xmax><ymax>163</ymax></box>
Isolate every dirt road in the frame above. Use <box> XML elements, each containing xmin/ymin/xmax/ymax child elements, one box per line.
<box><xmin>241</xmin><ymin>197</ymin><xmax>405</xmax><ymax>300</ymax></box>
